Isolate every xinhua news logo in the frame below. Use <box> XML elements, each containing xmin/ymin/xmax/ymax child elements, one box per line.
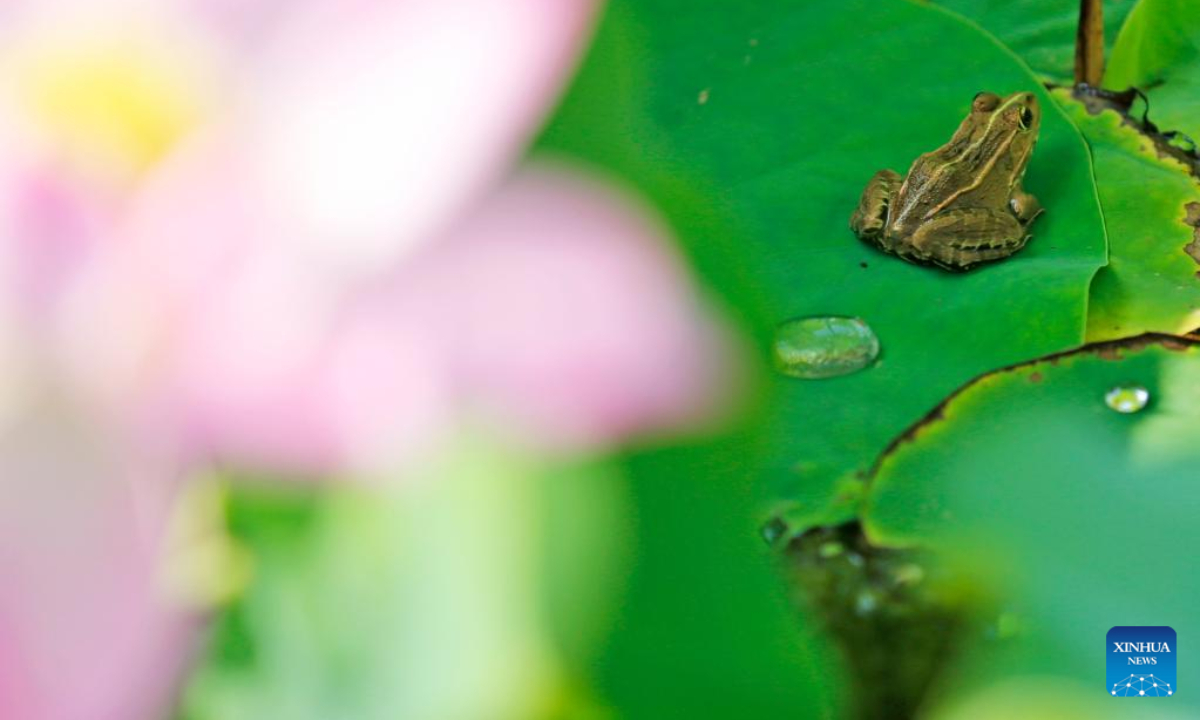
<box><xmin>1108</xmin><ymin>626</ymin><xmax>1176</xmax><ymax>697</ymax></box>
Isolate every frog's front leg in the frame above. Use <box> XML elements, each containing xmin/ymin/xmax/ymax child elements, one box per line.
<box><xmin>850</xmin><ymin>169</ymin><xmax>902</xmax><ymax>248</ymax></box>
<box><xmin>1010</xmin><ymin>186</ymin><xmax>1042</xmax><ymax>225</ymax></box>
<box><xmin>907</xmin><ymin>207</ymin><xmax>1028</xmax><ymax>271</ymax></box>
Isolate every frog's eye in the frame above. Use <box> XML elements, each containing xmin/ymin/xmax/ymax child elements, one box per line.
<box><xmin>1018</xmin><ymin>106</ymin><xmax>1035</xmax><ymax>131</ymax></box>
<box><xmin>972</xmin><ymin>92</ymin><xmax>1001</xmax><ymax>112</ymax></box>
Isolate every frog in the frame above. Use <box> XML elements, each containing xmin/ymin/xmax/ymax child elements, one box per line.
<box><xmin>849</xmin><ymin>91</ymin><xmax>1043</xmax><ymax>272</ymax></box>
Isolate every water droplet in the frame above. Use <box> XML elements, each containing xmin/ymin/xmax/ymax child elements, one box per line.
<box><xmin>855</xmin><ymin>591</ymin><xmax>878</xmax><ymax>615</ymax></box>
<box><xmin>760</xmin><ymin>516</ymin><xmax>788</xmax><ymax>546</ymax></box>
<box><xmin>1105</xmin><ymin>384</ymin><xmax>1149</xmax><ymax>413</ymax></box>
<box><xmin>773</xmin><ymin>316</ymin><xmax>880</xmax><ymax>379</ymax></box>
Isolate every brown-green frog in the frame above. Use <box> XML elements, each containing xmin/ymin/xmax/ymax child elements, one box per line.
<box><xmin>849</xmin><ymin>91</ymin><xmax>1043</xmax><ymax>271</ymax></box>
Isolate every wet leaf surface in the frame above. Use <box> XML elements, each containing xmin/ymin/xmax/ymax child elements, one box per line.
<box><xmin>865</xmin><ymin>335</ymin><xmax>1200</xmax><ymax>713</ymax></box>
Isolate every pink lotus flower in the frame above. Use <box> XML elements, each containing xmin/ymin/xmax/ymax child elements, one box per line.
<box><xmin>0</xmin><ymin>1</ymin><xmax>738</xmax><ymax>719</ymax></box>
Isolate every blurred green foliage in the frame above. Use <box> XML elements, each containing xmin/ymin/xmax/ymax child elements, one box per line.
<box><xmin>183</xmin><ymin>450</ymin><xmax>606</xmax><ymax>720</ymax></box>
<box><xmin>180</xmin><ymin>437</ymin><xmax>843</xmax><ymax>719</ymax></box>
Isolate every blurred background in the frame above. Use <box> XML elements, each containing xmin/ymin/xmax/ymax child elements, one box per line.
<box><xmin>0</xmin><ymin>1</ymin><xmax>837</xmax><ymax>719</ymax></box>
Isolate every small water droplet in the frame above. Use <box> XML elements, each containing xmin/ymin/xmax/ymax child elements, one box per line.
<box><xmin>760</xmin><ymin>516</ymin><xmax>788</xmax><ymax>545</ymax></box>
<box><xmin>773</xmin><ymin>316</ymin><xmax>880</xmax><ymax>379</ymax></box>
<box><xmin>855</xmin><ymin>591</ymin><xmax>878</xmax><ymax>615</ymax></box>
<box><xmin>1105</xmin><ymin>384</ymin><xmax>1149</xmax><ymax>413</ymax></box>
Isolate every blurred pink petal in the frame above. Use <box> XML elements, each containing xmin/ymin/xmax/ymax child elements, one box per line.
<box><xmin>0</xmin><ymin>401</ymin><xmax>191</xmax><ymax>720</ymax></box>
<box><xmin>244</xmin><ymin>0</ymin><xmax>597</xmax><ymax>271</ymax></box>
<box><xmin>300</xmin><ymin>163</ymin><xmax>735</xmax><ymax>465</ymax></box>
<box><xmin>1</xmin><ymin>166</ymin><xmax>110</xmax><ymax>328</ymax></box>
<box><xmin>0</xmin><ymin>116</ymin><xmax>108</xmax><ymax>325</ymax></box>
<box><xmin>75</xmin><ymin>158</ymin><xmax>731</xmax><ymax>472</ymax></box>
<box><xmin>60</xmin><ymin>130</ymin><xmax>454</xmax><ymax>475</ymax></box>
<box><xmin>395</xmin><ymin>164</ymin><xmax>735</xmax><ymax>451</ymax></box>
<box><xmin>55</xmin><ymin>134</ymin><xmax>354</xmax><ymax>474</ymax></box>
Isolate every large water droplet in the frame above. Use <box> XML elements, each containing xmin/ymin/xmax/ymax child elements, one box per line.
<box><xmin>1105</xmin><ymin>384</ymin><xmax>1149</xmax><ymax>413</ymax></box>
<box><xmin>773</xmin><ymin>316</ymin><xmax>879</xmax><ymax>379</ymax></box>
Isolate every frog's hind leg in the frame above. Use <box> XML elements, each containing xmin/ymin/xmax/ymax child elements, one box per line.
<box><xmin>850</xmin><ymin>169</ymin><xmax>901</xmax><ymax>248</ymax></box>
<box><xmin>908</xmin><ymin>207</ymin><xmax>1028</xmax><ymax>271</ymax></box>
<box><xmin>1010</xmin><ymin>186</ymin><xmax>1043</xmax><ymax>225</ymax></box>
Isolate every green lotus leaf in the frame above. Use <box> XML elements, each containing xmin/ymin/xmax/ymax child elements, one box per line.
<box><xmin>1053</xmin><ymin>94</ymin><xmax>1200</xmax><ymax>340</ymax></box>
<box><xmin>865</xmin><ymin>335</ymin><xmax>1200</xmax><ymax>712</ymax></box>
<box><xmin>936</xmin><ymin>0</ymin><xmax>1139</xmax><ymax>83</ymax></box>
<box><xmin>1106</xmin><ymin>0</ymin><xmax>1200</xmax><ymax>140</ymax></box>
<box><xmin>539</xmin><ymin>0</ymin><xmax>1107</xmax><ymax>524</ymax></box>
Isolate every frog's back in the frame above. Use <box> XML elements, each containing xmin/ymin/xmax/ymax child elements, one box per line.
<box><xmin>888</xmin><ymin>150</ymin><xmax>960</xmax><ymax>235</ymax></box>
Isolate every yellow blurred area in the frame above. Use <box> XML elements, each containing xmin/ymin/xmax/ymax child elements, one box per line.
<box><xmin>10</xmin><ymin>33</ymin><xmax>207</xmax><ymax>172</ymax></box>
<box><xmin>159</xmin><ymin>475</ymin><xmax>254</xmax><ymax>610</ymax></box>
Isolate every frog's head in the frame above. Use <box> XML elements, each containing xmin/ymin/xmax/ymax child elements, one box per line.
<box><xmin>970</xmin><ymin>91</ymin><xmax>1040</xmax><ymax>154</ymax></box>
